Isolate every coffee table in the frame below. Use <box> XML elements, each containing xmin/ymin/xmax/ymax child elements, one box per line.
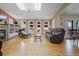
<box><xmin>34</xmin><ymin>35</ymin><xmax>42</xmax><ymax>42</ymax></box>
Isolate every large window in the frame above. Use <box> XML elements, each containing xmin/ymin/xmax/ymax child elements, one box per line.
<box><xmin>37</xmin><ymin>22</ymin><xmax>40</xmax><ymax>24</ymax></box>
<box><xmin>30</xmin><ymin>25</ymin><xmax>33</xmax><ymax>27</ymax></box>
<box><xmin>67</xmin><ymin>20</ymin><xmax>73</xmax><ymax>29</ymax></box>
<box><xmin>45</xmin><ymin>22</ymin><xmax>48</xmax><ymax>24</ymax></box>
<box><xmin>44</xmin><ymin>25</ymin><xmax>48</xmax><ymax>27</ymax></box>
<box><xmin>29</xmin><ymin>21</ymin><xmax>34</xmax><ymax>27</ymax></box>
<box><xmin>16</xmin><ymin>3</ymin><xmax>41</xmax><ymax>11</ymax></box>
<box><xmin>76</xmin><ymin>20</ymin><xmax>79</xmax><ymax>29</ymax></box>
<box><xmin>36</xmin><ymin>21</ymin><xmax>41</xmax><ymax>28</ymax></box>
<box><xmin>30</xmin><ymin>22</ymin><xmax>33</xmax><ymax>24</ymax></box>
<box><xmin>44</xmin><ymin>21</ymin><xmax>49</xmax><ymax>28</ymax></box>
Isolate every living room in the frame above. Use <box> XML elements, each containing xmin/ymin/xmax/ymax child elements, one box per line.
<box><xmin>0</xmin><ymin>2</ymin><xmax>79</xmax><ymax>57</ymax></box>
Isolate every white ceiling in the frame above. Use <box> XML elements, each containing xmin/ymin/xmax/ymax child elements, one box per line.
<box><xmin>61</xmin><ymin>3</ymin><xmax>79</xmax><ymax>15</ymax></box>
<box><xmin>0</xmin><ymin>3</ymin><xmax>63</xmax><ymax>20</ymax></box>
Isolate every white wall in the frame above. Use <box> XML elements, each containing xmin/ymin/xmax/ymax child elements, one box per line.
<box><xmin>52</xmin><ymin>14</ymin><xmax>64</xmax><ymax>28</ymax></box>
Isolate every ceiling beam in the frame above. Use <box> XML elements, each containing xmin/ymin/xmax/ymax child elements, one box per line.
<box><xmin>53</xmin><ymin>3</ymin><xmax>71</xmax><ymax>19</ymax></box>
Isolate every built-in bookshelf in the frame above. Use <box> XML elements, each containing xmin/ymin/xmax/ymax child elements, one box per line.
<box><xmin>0</xmin><ymin>23</ymin><xmax>19</xmax><ymax>41</ymax></box>
<box><xmin>0</xmin><ymin>14</ymin><xmax>19</xmax><ymax>41</ymax></box>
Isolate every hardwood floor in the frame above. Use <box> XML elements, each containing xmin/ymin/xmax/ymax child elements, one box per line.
<box><xmin>1</xmin><ymin>36</ymin><xmax>79</xmax><ymax>56</ymax></box>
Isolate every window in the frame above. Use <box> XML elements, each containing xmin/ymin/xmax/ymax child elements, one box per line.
<box><xmin>45</xmin><ymin>25</ymin><xmax>48</xmax><ymax>27</ymax></box>
<box><xmin>37</xmin><ymin>22</ymin><xmax>40</xmax><ymax>24</ymax></box>
<box><xmin>37</xmin><ymin>25</ymin><xmax>40</xmax><ymax>27</ymax></box>
<box><xmin>76</xmin><ymin>20</ymin><xmax>79</xmax><ymax>30</ymax></box>
<box><xmin>45</xmin><ymin>22</ymin><xmax>48</xmax><ymax>24</ymax></box>
<box><xmin>67</xmin><ymin>20</ymin><xmax>73</xmax><ymax>29</ymax></box>
<box><xmin>30</xmin><ymin>22</ymin><xmax>33</xmax><ymax>24</ymax></box>
<box><xmin>16</xmin><ymin>3</ymin><xmax>26</xmax><ymax>10</ymax></box>
<box><xmin>34</xmin><ymin>3</ymin><xmax>41</xmax><ymax>11</ymax></box>
<box><xmin>16</xmin><ymin>3</ymin><xmax>41</xmax><ymax>11</ymax></box>
<box><xmin>30</xmin><ymin>25</ymin><xmax>33</xmax><ymax>27</ymax></box>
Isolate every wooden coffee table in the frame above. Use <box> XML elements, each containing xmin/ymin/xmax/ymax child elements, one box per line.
<box><xmin>34</xmin><ymin>36</ymin><xmax>42</xmax><ymax>42</ymax></box>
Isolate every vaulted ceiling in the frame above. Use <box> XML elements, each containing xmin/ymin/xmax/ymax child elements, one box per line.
<box><xmin>0</xmin><ymin>3</ymin><xmax>63</xmax><ymax>20</ymax></box>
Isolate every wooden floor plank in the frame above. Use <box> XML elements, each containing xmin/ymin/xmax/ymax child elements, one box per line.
<box><xmin>1</xmin><ymin>37</ymin><xmax>79</xmax><ymax>56</ymax></box>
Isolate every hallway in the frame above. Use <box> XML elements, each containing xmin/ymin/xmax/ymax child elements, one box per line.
<box><xmin>1</xmin><ymin>37</ymin><xmax>79</xmax><ymax>56</ymax></box>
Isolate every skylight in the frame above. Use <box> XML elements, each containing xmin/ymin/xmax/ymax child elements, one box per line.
<box><xmin>16</xmin><ymin>3</ymin><xmax>26</xmax><ymax>10</ymax></box>
<box><xmin>34</xmin><ymin>3</ymin><xmax>41</xmax><ymax>11</ymax></box>
<box><xmin>16</xmin><ymin>3</ymin><xmax>41</xmax><ymax>11</ymax></box>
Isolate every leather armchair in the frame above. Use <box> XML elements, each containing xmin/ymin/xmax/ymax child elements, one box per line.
<box><xmin>45</xmin><ymin>28</ymin><xmax>65</xmax><ymax>44</ymax></box>
<box><xmin>19</xmin><ymin>29</ymin><xmax>31</xmax><ymax>38</ymax></box>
